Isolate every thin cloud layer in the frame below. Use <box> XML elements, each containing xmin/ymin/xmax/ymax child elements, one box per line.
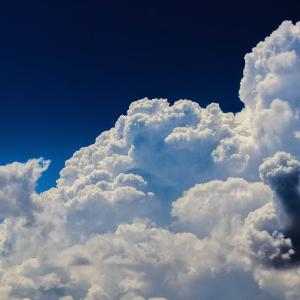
<box><xmin>1</xmin><ymin>21</ymin><xmax>300</xmax><ymax>299</ymax></box>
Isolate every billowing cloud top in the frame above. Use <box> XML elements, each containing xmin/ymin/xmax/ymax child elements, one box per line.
<box><xmin>2</xmin><ymin>21</ymin><xmax>300</xmax><ymax>300</ymax></box>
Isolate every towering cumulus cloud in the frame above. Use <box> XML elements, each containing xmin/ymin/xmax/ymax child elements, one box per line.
<box><xmin>2</xmin><ymin>21</ymin><xmax>300</xmax><ymax>299</ymax></box>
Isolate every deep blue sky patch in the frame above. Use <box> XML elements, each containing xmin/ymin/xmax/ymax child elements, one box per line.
<box><xmin>1</xmin><ymin>0</ymin><xmax>300</xmax><ymax>190</ymax></box>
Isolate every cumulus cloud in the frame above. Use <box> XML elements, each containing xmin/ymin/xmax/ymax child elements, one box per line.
<box><xmin>2</xmin><ymin>20</ymin><xmax>300</xmax><ymax>299</ymax></box>
<box><xmin>260</xmin><ymin>151</ymin><xmax>300</xmax><ymax>262</ymax></box>
<box><xmin>0</xmin><ymin>158</ymin><xmax>49</xmax><ymax>220</ymax></box>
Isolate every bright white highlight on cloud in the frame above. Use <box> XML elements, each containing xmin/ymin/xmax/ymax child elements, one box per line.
<box><xmin>1</xmin><ymin>21</ymin><xmax>300</xmax><ymax>299</ymax></box>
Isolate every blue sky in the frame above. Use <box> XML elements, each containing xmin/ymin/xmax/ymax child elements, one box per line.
<box><xmin>1</xmin><ymin>0</ymin><xmax>300</xmax><ymax>191</ymax></box>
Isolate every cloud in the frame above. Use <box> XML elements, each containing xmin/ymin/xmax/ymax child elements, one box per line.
<box><xmin>260</xmin><ymin>152</ymin><xmax>300</xmax><ymax>262</ymax></box>
<box><xmin>172</xmin><ymin>178</ymin><xmax>271</xmax><ymax>237</ymax></box>
<box><xmin>0</xmin><ymin>158</ymin><xmax>49</xmax><ymax>220</ymax></box>
<box><xmin>1</xmin><ymin>20</ymin><xmax>300</xmax><ymax>299</ymax></box>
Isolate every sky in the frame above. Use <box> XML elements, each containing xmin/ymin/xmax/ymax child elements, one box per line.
<box><xmin>1</xmin><ymin>0</ymin><xmax>300</xmax><ymax>191</ymax></box>
<box><xmin>3</xmin><ymin>2</ymin><xmax>300</xmax><ymax>300</ymax></box>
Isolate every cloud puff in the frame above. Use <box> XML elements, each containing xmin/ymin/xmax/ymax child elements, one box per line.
<box><xmin>260</xmin><ymin>152</ymin><xmax>300</xmax><ymax>262</ymax></box>
<box><xmin>2</xmin><ymin>21</ymin><xmax>300</xmax><ymax>299</ymax></box>
<box><xmin>239</xmin><ymin>21</ymin><xmax>300</xmax><ymax>157</ymax></box>
<box><xmin>0</xmin><ymin>158</ymin><xmax>49</xmax><ymax>220</ymax></box>
<box><xmin>172</xmin><ymin>178</ymin><xmax>271</xmax><ymax>237</ymax></box>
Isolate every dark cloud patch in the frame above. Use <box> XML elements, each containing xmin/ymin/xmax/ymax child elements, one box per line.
<box><xmin>260</xmin><ymin>152</ymin><xmax>300</xmax><ymax>263</ymax></box>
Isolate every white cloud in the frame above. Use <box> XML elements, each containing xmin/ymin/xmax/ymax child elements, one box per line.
<box><xmin>0</xmin><ymin>158</ymin><xmax>49</xmax><ymax>220</ymax></box>
<box><xmin>1</xmin><ymin>20</ymin><xmax>300</xmax><ymax>299</ymax></box>
<box><xmin>172</xmin><ymin>178</ymin><xmax>271</xmax><ymax>238</ymax></box>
